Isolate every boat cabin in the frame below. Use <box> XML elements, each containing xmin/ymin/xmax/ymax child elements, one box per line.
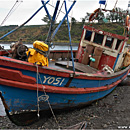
<box><xmin>76</xmin><ymin>25</ymin><xmax>129</xmax><ymax>72</ymax></box>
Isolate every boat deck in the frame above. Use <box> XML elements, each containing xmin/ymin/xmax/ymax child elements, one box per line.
<box><xmin>49</xmin><ymin>60</ymin><xmax>98</xmax><ymax>74</ymax></box>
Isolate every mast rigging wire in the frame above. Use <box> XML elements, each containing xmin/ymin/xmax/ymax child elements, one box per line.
<box><xmin>0</xmin><ymin>0</ymin><xmax>49</xmax><ymax>40</ymax></box>
<box><xmin>114</xmin><ymin>0</ymin><xmax>118</xmax><ymax>9</ymax></box>
<box><xmin>0</xmin><ymin>0</ymin><xmax>23</xmax><ymax>26</ymax></box>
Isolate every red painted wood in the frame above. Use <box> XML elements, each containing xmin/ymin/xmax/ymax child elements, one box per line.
<box><xmin>0</xmin><ymin>56</ymin><xmax>72</xmax><ymax>77</ymax></box>
<box><xmin>90</xmin><ymin>47</ymin><xmax>103</xmax><ymax>69</ymax></box>
<box><xmin>0</xmin><ymin>67</ymin><xmax>36</xmax><ymax>84</ymax></box>
<box><xmin>0</xmin><ymin>56</ymin><xmax>129</xmax><ymax>81</ymax></box>
<box><xmin>119</xmin><ymin>41</ymin><xmax>125</xmax><ymax>53</ymax></box>
<box><xmin>0</xmin><ymin>50</ymin><xmax>11</xmax><ymax>56</ymax></box>
<box><xmin>98</xmin><ymin>54</ymin><xmax>116</xmax><ymax>70</ymax></box>
<box><xmin>50</xmin><ymin>50</ymin><xmax>77</xmax><ymax>53</ymax></box>
<box><xmin>84</xmin><ymin>25</ymin><xmax>127</xmax><ymax>40</ymax></box>
<box><xmin>76</xmin><ymin>29</ymin><xmax>85</xmax><ymax>60</ymax></box>
<box><xmin>0</xmin><ymin>70</ymin><xmax>128</xmax><ymax>94</ymax></box>
<box><xmin>77</xmin><ymin>47</ymin><xmax>85</xmax><ymax>63</ymax></box>
<box><xmin>82</xmin><ymin>44</ymin><xmax>94</xmax><ymax>65</ymax></box>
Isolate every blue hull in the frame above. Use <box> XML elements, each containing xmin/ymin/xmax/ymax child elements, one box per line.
<box><xmin>0</xmin><ymin>57</ymin><xmax>129</xmax><ymax>114</ymax></box>
<box><xmin>0</xmin><ymin>84</ymin><xmax>116</xmax><ymax>112</ymax></box>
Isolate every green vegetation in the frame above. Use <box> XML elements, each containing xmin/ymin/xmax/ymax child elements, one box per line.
<box><xmin>0</xmin><ymin>22</ymin><xmax>128</xmax><ymax>43</ymax></box>
<box><xmin>1</xmin><ymin>7</ymin><xmax>130</xmax><ymax>44</ymax></box>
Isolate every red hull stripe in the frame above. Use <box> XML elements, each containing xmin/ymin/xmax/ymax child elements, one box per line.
<box><xmin>0</xmin><ymin>71</ymin><xmax>128</xmax><ymax>94</ymax></box>
<box><xmin>0</xmin><ymin>67</ymin><xmax>36</xmax><ymax>84</ymax></box>
<box><xmin>0</xmin><ymin>56</ymin><xmax>129</xmax><ymax>80</ymax></box>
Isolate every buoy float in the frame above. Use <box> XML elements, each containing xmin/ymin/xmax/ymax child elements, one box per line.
<box><xmin>125</xmin><ymin>15</ymin><xmax>130</xmax><ymax>32</ymax></box>
<box><xmin>89</xmin><ymin>8</ymin><xmax>100</xmax><ymax>21</ymax></box>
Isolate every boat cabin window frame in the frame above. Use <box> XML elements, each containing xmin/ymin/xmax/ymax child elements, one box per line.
<box><xmin>93</xmin><ymin>32</ymin><xmax>104</xmax><ymax>45</ymax></box>
<box><xmin>84</xmin><ymin>30</ymin><xmax>93</xmax><ymax>42</ymax></box>
<box><xmin>115</xmin><ymin>39</ymin><xmax>122</xmax><ymax>50</ymax></box>
<box><xmin>105</xmin><ymin>36</ymin><xmax>114</xmax><ymax>49</ymax></box>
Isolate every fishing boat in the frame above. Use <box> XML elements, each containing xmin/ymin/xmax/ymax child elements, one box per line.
<box><xmin>0</xmin><ymin>0</ymin><xmax>130</xmax><ymax>126</ymax></box>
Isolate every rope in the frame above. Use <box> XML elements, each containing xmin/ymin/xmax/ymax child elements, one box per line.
<box><xmin>50</xmin><ymin>1</ymin><xmax>64</xmax><ymax>50</ymax></box>
<box><xmin>33</xmin><ymin>47</ymin><xmax>48</xmax><ymax>57</ymax></box>
<box><xmin>36</xmin><ymin>64</ymin><xmax>40</xmax><ymax>118</ymax></box>
<box><xmin>114</xmin><ymin>0</ymin><xmax>118</xmax><ymax>9</ymax></box>
<box><xmin>67</xmin><ymin>45</ymin><xmax>70</xmax><ymax>68</ymax></box>
<box><xmin>0</xmin><ymin>45</ymin><xmax>11</xmax><ymax>55</ymax></box>
<box><xmin>47</xmin><ymin>2</ymin><xmax>79</xmax><ymax>22</ymax></box>
<box><xmin>56</xmin><ymin>1</ymin><xmax>64</xmax><ymax>21</ymax></box>
<box><xmin>0</xmin><ymin>0</ymin><xmax>23</xmax><ymax>26</ymax></box>
<box><xmin>0</xmin><ymin>0</ymin><xmax>50</xmax><ymax>40</ymax></box>
<box><xmin>35</xmin><ymin>64</ymin><xmax>61</xmax><ymax>129</ymax></box>
<box><xmin>104</xmin><ymin>0</ymin><xmax>108</xmax><ymax>9</ymax></box>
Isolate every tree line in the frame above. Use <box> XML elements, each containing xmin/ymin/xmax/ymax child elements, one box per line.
<box><xmin>42</xmin><ymin>7</ymin><xmax>130</xmax><ymax>26</ymax></box>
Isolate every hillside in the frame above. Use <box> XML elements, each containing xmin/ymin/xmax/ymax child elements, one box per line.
<box><xmin>0</xmin><ymin>22</ymin><xmax>129</xmax><ymax>44</ymax></box>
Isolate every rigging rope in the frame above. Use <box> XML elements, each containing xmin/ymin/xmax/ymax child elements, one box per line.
<box><xmin>0</xmin><ymin>0</ymin><xmax>49</xmax><ymax>40</ymax></box>
<box><xmin>0</xmin><ymin>0</ymin><xmax>23</xmax><ymax>26</ymax></box>
<box><xmin>114</xmin><ymin>0</ymin><xmax>118</xmax><ymax>9</ymax></box>
<box><xmin>56</xmin><ymin>1</ymin><xmax>64</xmax><ymax>21</ymax></box>
<box><xmin>36</xmin><ymin>64</ymin><xmax>40</xmax><ymax>118</ymax></box>
<box><xmin>36</xmin><ymin>64</ymin><xmax>61</xmax><ymax>129</ymax></box>
<box><xmin>50</xmin><ymin>1</ymin><xmax>64</xmax><ymax>50</ymax></box>
<box><xmin>47</xmin><ymin>2</ymin><xmax>78</xmax><ymax>22</ymax></box>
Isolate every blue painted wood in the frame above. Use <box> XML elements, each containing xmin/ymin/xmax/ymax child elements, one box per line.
<box><xmin>0</xmin><ymin>83</ymin><xmax>116</xmax><ymax>112</ymax></box>
<box><xmin>0</xmin><ymin>64</ymin><xmax>127</xmax><ymax>88</ymax></box>
<box><xmin>41</xmin><ymin>0</ymin><xmax>51</xmax><ymax>20</ymax></box>
<box><xmin>0</xmin><ymin>62</ymin><xmax>128</xmax><ymax>113</ymax></box>
<box><xmin>113</xmin><ymin>54</ymin><xmax>120</xmax><ymax>70</ymax></box>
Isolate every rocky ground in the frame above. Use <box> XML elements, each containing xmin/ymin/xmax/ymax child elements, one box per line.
<box><xmin>0</xmin><ymin>77</ymin><xmax>130</xmax><ymax>129</ymax></box>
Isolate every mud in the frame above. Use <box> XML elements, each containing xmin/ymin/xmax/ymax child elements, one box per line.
<box><xmin>0</xmin><ymin>77</ymin><xmax>130</xmax><ymax>129</ymax></box>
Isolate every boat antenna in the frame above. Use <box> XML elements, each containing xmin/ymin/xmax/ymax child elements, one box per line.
<box><xmin>104</xmin><ymin>0</ymin><xmax>108</xmax><ymax>9</ymax></box>
<box><xmin>0</xmin><ymin>0</ymin><xmax>23</xmax><ymax>26</ymax></box>
<box><xmin>114</xmin><ymin>0</ymin><xmax>118</xmax><ymax>10</ymax></box>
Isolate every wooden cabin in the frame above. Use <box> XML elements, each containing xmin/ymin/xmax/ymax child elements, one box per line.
<box><xmin>76</xmin><ymin>25</ymin><xmax>129</xmax><ymax>72</ymax></box>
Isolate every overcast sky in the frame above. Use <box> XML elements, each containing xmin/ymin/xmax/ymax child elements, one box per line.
<box><xmin>0</xmin><ymin>0</ymin><xmax>129</xmax><ymax>26</ymax></box>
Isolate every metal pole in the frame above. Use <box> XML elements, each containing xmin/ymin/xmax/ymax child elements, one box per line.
<box><xmin>51</xmin><ymin>0</ymin><xmax>76</xmax><ymax>40</ymax></box>
<box><xmin>64</xmin><ymin>0</ymin><xmax>75</xmax><ymax>72</ymax></box>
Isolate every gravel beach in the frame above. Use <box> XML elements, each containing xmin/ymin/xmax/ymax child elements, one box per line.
<box><xmin>0</xmin><ymin>77</ymin><xmax>130</xmax><ymax>129</ymax></box>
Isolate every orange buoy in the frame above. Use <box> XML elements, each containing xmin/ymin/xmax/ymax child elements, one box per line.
<box><xmin>125</xmin><ymin>15</ymin><xmax>130</xmax><ymax>32</ymax></box>
<box><xmin>89</xmin><ymin>8</ymin><xmax>100</xmax><ymax>21</ymax></box>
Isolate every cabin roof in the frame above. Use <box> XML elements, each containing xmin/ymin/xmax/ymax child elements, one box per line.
<box><xmin>83</xmin><ymin>25</ymin><xmax>128</xmax><ymax>41</ymax></box>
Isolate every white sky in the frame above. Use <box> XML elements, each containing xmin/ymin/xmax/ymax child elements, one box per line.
<box><xmin>0</xmin><ymin>0</ymin><xmax>129</xmax><ymax>26</ymax></box>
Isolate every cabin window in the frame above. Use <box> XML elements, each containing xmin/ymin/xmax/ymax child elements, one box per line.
<box><xmin>105</xmin><ymin>36</ymin><xmax>114</xmax><ymax>48</ymax></box>
<box><xmin>93</xmin><ymin>33</ymin><xmax>104</xmax><ymax>45</ymax></box>
<box><xmin>115</xmin><ymin>39</ymin><xmax>122</xmax><ymax>50</ymax></box>
<box><xmin>84</xmin><ymin>30</ymin><xmax>92</xmax><ymax>41</ymax></box>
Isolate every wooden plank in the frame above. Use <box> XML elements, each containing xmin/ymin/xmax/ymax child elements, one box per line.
<box><xmin>55</xmin><ymin>61</ymin><xmax>97</xmax><ymax>73</ymax></box>
<box><xmin>82</xmin><ymin>44</ymin><xmax>94</xmax><ymax>65</ymax></box>
<box><xmin>90</xmin><ymin>47</ymin><xmax>103</xmax><ymax>69</ymax></box>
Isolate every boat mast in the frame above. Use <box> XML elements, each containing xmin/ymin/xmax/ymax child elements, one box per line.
<box><xmin>42</xmin><ymin>0</ymin><xmax>76</xmax><ymax>72</ymax></box>
<box><xmin>64</xmin><ymin>1</ymin><xmax>75</xmax><ymax>72</ymax></box>
<box><xmin>0</xmin><ymin>0</ymin><xmax>76</xmax><ymax>73</ymax></box>
<box><xmin>42</xmin><ymin>0</ymin><xmax>60</xmax><ymax>47</ymax></box>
